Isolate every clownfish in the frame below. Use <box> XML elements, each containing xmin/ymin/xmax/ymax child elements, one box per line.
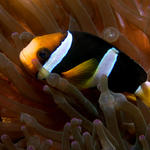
<box><xmin>19</xmin><ymin>31</ymin><xmax>147</xmax><ymax>93</ymax></box>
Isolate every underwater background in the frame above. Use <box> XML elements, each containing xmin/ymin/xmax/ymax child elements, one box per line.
<box><xmin>0</xmin><ymin>0</ymin><xmax>150</xmax><ymax>149</ymax></box>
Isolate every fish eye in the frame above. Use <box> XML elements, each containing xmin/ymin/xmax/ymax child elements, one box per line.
<box><xmin>37</xmin><ymin>48</ymin><xmax>51</xmax><ymax>61</ymax></box>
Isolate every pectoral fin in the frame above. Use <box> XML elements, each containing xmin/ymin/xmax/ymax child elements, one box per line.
<box><xmin>62</xmin><ymin>58</ymin><xmax>98</xmax><ymax>89</ymax></box>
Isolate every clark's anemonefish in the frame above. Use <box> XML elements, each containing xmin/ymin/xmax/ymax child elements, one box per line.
<box><xmin>19</xmin><ymin>31</ymin><xmax>147</xmax><ymax>93</ymax></box>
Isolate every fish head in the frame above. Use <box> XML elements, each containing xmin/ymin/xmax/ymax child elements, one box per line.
<box><xmin>19</xmin><ymin>32</ymin><xmax>66</xmax><ymax>75</ymax></box>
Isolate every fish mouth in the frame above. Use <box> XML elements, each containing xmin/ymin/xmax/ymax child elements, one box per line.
<box><xmin>19</xmin><ymin>50</ymin><xmax>36</xmax><ymax>73</ymax></box>
<box><xmin>19</xmin><ymin>51</ymin><xmax>26</xmax><ymax>64</ymax></box>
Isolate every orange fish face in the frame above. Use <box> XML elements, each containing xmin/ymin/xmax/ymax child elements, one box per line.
<box><xmin>19</xmin><ymin>32</ymin><xmax>66</xmax><ymax>75</ymax></box>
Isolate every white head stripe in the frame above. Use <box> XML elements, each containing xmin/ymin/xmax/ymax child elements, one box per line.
<box><xmin>43</xmin><ymin>31</ymin><xmax>73</xmax><ymax>72</ymax></box>
<box><xmin>94</xmin><ymin>47</ymin><xmax>119</xmax><ymax>83</ymax></box>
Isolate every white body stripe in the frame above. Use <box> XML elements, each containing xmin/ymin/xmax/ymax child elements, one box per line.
<box><xmin>96</xmin><ymin>47</ymin><xmax>118</xmax><ymax>77</ymax></box>
<box><xmin>43</xmin><ymin>31</ymin><xmax>73</xmax><ymax>72</ymax></box>
<box><xmin>88</xmin><ymin>47</ymin><xmax>119</xmax><ymax>87</ymax></box>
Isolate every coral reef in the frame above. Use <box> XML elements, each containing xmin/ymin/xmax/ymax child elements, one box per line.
<box><xmin>0</xmin><ymin>0</ymin><xmax>149</xmax><ymax>149</ymax></box>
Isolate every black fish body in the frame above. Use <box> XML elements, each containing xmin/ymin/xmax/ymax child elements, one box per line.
<box><xmin>20</xmin><ymin>31</ymin><xmax>147</xmax><ymax>93</ymax></box>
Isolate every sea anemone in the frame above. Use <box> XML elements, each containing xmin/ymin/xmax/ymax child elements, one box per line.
<box><xmin>0</xmin><ymin>0</ymin><xmax>149</xmax><ymax>149</ymax></box>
